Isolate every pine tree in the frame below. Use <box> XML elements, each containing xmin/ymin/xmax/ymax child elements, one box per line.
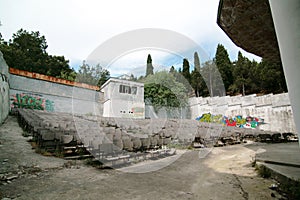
<box><xmin>258</xmin><ymin>59</ymin><xmax>287</xmax><ymax>94</ymax></box>
<box><xmin>231</xmin><ymin>51</ymin><xmax>252</xmax><ymax>96</ymax></box>
<box><xmin>146</xmin><ymin>54</ymin><xmax>154</xmax><ymax>77</ymax></box>
<box><xmin>214</xmin><ymin>44</ymin><xmax>233</xmax><ymax>94</ymax></box>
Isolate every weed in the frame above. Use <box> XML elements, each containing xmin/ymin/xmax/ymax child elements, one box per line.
<box><xmin>255</xmin><ymin>164</ymin><xmax>271</xmax><ymax>178</ymax></box>
<box><xmin>279</xmin><ymin>179</ymin><xmax>300</xmax><ymax>199</ymax></box>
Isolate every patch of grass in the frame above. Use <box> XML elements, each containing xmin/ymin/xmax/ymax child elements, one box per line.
<box><xmin>255</xmin><ymin>164</ymin><xmax>271</xmax><ymax>178</ymax></box>
<box><xmin>35</xmin><ymin>148</ymin><xmax>53</xmax><ymax>156</ymax></box>
<box><xmin>84</xmin><ymin>158</ymin><xmax>102</xmax><ymax>168</ymax></box>
<box><xmin>167</xmin><ymin>143</ymin><xmax>192</xmax><ymax>150</ymax></box>
<box><xmin>54</xmin><ymin>150</ymin><xmax>64</xmax><ymax>158</ymax></box>
<box><xmin>279</xmin><ymin>179</ymin><xmax>300</xmax><ymax>200</ymax></box>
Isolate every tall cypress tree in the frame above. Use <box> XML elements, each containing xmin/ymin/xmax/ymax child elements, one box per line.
<box><xmin>182</xmin><ymin>58</ymin><xmax>191</xmax><ymax>83</ymax></box>
<box><xmin>194</xmin><ymin>52</ymin><xmax>201</xmax><ymax>72</ymax></box>
<box><xmin>191</xmin><ymin>52</ymin><xmax>204</xmax><ymax>97</ymax></box>
<box><xmin>214</xmin><ymin>44</ymin><xmax>233</xmax><ymax>94</ymax></box>
<box><xmin>146</xmin><ymin>54</ymin><xmax>154</xmax><ymax>77</ymax></box>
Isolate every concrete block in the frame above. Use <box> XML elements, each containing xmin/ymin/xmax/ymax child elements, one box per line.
<box><xmin>271</xmin><ymin>93</ymin><xmax>291</xmax><ymax>107</ymax></box>
<box><xmin>61</xmin><ymin>135</ymin><xmax>74</xmax><ymax>144</ymax></box>
<box><xmin>41</xmin><ymin>131</ymin><xmax>55</xmax><ymax>141</ymax></box>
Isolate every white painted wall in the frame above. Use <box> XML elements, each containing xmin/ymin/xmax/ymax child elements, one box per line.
<box><xmin>0</xmin><ymin>51</ymin><xmax>10</xmax><ymax>124</ymax></box>
<box><xmin>101</xmin><ymin>78</ymin><xmax>145</xmax><ymax>118</ymax></box>
<box><xmin>269</xmin><ymin>0</ymin><xmax>300</xmax><ymax>146</ymax></box>
<box><xmin>189</xmin><ymin>93</ymin><xmax>296</xmax><ymax>133</ymax></box>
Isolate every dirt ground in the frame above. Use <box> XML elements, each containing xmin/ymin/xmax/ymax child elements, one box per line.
<box><xmin>0</xmin><ymin>116</ymin><xmax>284</xmax><ymax>200</ymax></box>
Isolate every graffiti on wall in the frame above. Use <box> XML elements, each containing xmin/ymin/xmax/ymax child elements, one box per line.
<box><xmin>119</xmin><ymin>107</ymin><xmax>145</xmax><ymax>118</ymax></box>
<box><xmin>10</xmin><ymin>93</ymin><xmax>54</xmax><ymax>112</ymax></box>
<box><xmin>195</xmin><ymin>113</ymin><xmax>264</xmax><ymax>129</ymax></box>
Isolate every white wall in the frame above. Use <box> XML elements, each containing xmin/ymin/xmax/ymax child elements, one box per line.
<box><xmin>269</xmin><ymin>0</ymin><xmax>300</xmax><ymax>145</ymax></box>
<box><xmin>10</xmin><ymin>74</ymin><xmax>103</xmax><ymax>115</ymax></box>
<box><xmin>0</xmin><ymin>51</ymin><xmax>10</xmax><ymax>124</ymax></box>
<box><xmin>189</xmin><ymin>93</ymin><xmax>296</xmax><ymax>133</ymax></box>
<box><xmin>101</xmin><ymin>78</ymin><xmax>145</xmax><ymax>118</ymax></box>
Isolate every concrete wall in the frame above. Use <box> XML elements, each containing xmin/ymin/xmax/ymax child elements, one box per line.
<box><xmin>189</xmin><ymin>93</ymin><xmax>296</xmax><ymax>133</ymax></box>
<box><xmin>0</xmin><ymin>52</ymin><xmax>10</xmax><ymax>124</ymax></box>
<box><xmin>101</xmin><ymin>78</ymin><xmax>144</xmax><ymax>102</ymax></box>
<box><xmin>269</xmin><ymin>0</ymin><xmax>300</xmax><ymax>146</ymax></box>
<box><xmin>145</xmin><ymin>105</ymin><xmax>190</xmax><ymax>119</ymax></box>
<box><xmin>10</xmin><ymin>74</ymin><xmax>103</xmax><ymax>115</ymax></box>
<box><xmin>101</xmin><ymin>78</ymin><xmax>145</xmax><ymax>118</ymax></box>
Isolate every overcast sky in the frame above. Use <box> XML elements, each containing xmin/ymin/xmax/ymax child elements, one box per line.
<box><xmin>0</xmin><ymin>0</ymin><xmax>261</xmax><ymax>77</ymax></box>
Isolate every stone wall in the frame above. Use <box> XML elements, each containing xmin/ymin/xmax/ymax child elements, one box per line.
<box><xmin>9</xmin><ymin>74</ymin><xmax>103</xmax><ymax>115</ymax></box>
<box><xmin>0</xmin><ymin>52</ymin><xmax>10</xmax><ymax>124</ymax></box>
<box><xmin>189</xmin><ymin>93</ymin><xmax>296</xmax><ymax>133</ymax></box>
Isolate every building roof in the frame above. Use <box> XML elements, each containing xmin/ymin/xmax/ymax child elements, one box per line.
<box><xmin>100</xmin><ymin>77</ymin><xmax>144</xmax><ymax>90</ymax></box>
<box><xmin>217</xmin><ymin>0</ymin><xmax>281</xmax><ymax>62</ymax></box>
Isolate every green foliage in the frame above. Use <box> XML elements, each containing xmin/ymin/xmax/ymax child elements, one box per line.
<box><xmin>258</xmin><ymin>59</ymin><xmax>287</xmax><ymax>93</ymax></box>
<box><xmin>129</xmin><ymin>74</ymin><xmax>137</xmax><ymax>81</ymax></box>
<box><xmin>280</xmin><ymin>179</ymin><xmax>300</xmax><ymax>200</ymax></box>
<box><xmin>182</xmin><ymin>58</ymin><xmax>191</xmax><ymax>83</ymax></box>
<box><xmin>143</xmin><ymin>71</ymin><xmax>188</xmax><ymax>111</ymax></box>
<box><xmin>75</xmin><ymin>62</ymin><xmax>110</xmax><ymax>87</ymax></box>
<box><xmin>230</xmin><ymin>51</ymin><xmax>252</xmax><ymax>96</ymax></box>
<box><xmin>214</xmin><ymin>44</ymin><xmax>233</xmax><ymax>93</ymax></box>
<box><xmin>0</xmin><ymin>29</ymin><xmax>75</xmax><ymax>80</ymax></box>
<box><xmin>201</xmin><ymin>60</ymin><xmax>224</xmax><ymax>97</ymax></box>
<box><xmin>229</xmin><ymin>52</ymin><xmax>287</xmax><ymax>95</ymax></box>
<box><xmin>58</xmin><ymin>69</ymin><xmax>77</xmax><ymax>81</ymax></box>
<box><xmin>256</xmin><ymin>164</ymin><xmax>271</xmax><ymax>178</ymax></box>
<box><xmin>191</xmin><ymin>52</ymin><xmax>208</xmax><ymax>97</ymax></box>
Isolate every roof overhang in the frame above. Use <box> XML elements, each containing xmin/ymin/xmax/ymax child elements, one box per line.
<box><xmin>217</xmin><ymin>0</ymin><xmax>280</xmax><ymax>62</ymax></box>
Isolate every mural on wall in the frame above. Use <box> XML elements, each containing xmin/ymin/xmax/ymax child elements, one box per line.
<box><xmin>195</xmin><ymin>113</ymin><xmax>264</xmax><ymax>129</ymax></box>
<box><xmin>119</xmin><ymin>107</ymin><xmax>145</xmax><ymax>118</ymax></box>
<box><xmin>10</xmin><ymin>93</ymin><xmax>54</xmax><ymax>112</ymax></box>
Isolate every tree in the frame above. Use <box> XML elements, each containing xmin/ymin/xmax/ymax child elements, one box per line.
<box><xmin>46</xmin><ymin>55</ymin><xmax>71</xmax><ymax>77</ymax></box>
<box><xmin>214</xmin><ymin>44</ymin><xmax>233</xmax><ymax>94</ymax></box>
<box><xmin>0</xmin><ymin>29</ymin><xmax>74</xmax><ymax>80</ymax></box>
<box><xmin>59</xmin><ymin>69</ymin><xmax>77</xmax><ymax>82</ymax></box>
<box><xmin>182</xmin><ymin>58</ymin><xmax>191</xmax><ymax>83</ymax></box>
<box><xmin>247</xmin><ymin>60</ymin><xmax>261</xmax><ymax>94</ymax></box>
<box><xmin>230</xmin><ymin>52</ymin><xmax>251</xmax><ymax>96</ymax></box>
<box><xmin>258</xmin><ymin>59</ymin><xmax>287</xmax><ymax>94</ymax></box>
<box><xmin>76</xmin><ymin>61</ymin><xmax>110</xmax><ymax>87</ymax></box>
<box><xmin>191</xmin><ymin>52</ymin><xmax>206</xmax><ymax>97</ymax></box>
<box><xmin>3</xmin><ymin>29</ymin><xmax>48</xmax><ymax>73</ymax></box>
<box><xmin>201</xmin><ymin>60</ymin><xmax>224</xmax><ymax>97</ymax></box>
<box><xmin>146</xmin><ymin>54</ymin><xmax>154</xmax><ymax>77</ymax></box>
<box><xmin>129</xmin><ymin>74</ymin><xmax>137</xmax><ymax>81</ymax></box>
<box><xmin>143</xmin><ymin>71</ymin><xmax>188</xmax><ymax>111</ymax></box>
<box><xmin>169</xmin><ymin>66</ymin><xmax>176</xmax><ymax>74</ymax></box>
<box><xmin>98</xmin><ymin>67</ymin><xmax>110</xmax><ymax>87</ymax></box>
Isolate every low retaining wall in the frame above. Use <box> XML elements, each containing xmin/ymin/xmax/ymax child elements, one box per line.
<box><xmin>0</xmin><ymin>52</ymin><xmax>10</xmax><ymax>124</ymax></box>
<box><xmin>9</xmin><ymin>70</ymin><xmax>103</xmax><ymax>115</ymax></box>
<box><xmin>189</xmin><ymin>93</ymin><xmax>296</xmax><ymax>133</ymax></box>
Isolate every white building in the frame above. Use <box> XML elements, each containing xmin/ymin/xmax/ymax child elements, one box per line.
<box><xmin>100</xmin><ymin>78</ymin><xmax>145</xmax><ymax>118</ymax></box>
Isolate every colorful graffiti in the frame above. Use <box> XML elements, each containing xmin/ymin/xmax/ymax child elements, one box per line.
<box><xmin>10</xmin><ymin>93</ymin><xmax>54</xmax><ymax>112</ymax></box>
<box><xmin>195</xmin><ymin>113</ymin><xmax>264</xmax><ymax>129</ymax></box>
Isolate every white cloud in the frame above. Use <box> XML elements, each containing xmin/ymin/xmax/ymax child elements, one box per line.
<box><xmin>0</xmin><ymin>0</ymin><xmax>261</xmax><ymax>76</ymax></box>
